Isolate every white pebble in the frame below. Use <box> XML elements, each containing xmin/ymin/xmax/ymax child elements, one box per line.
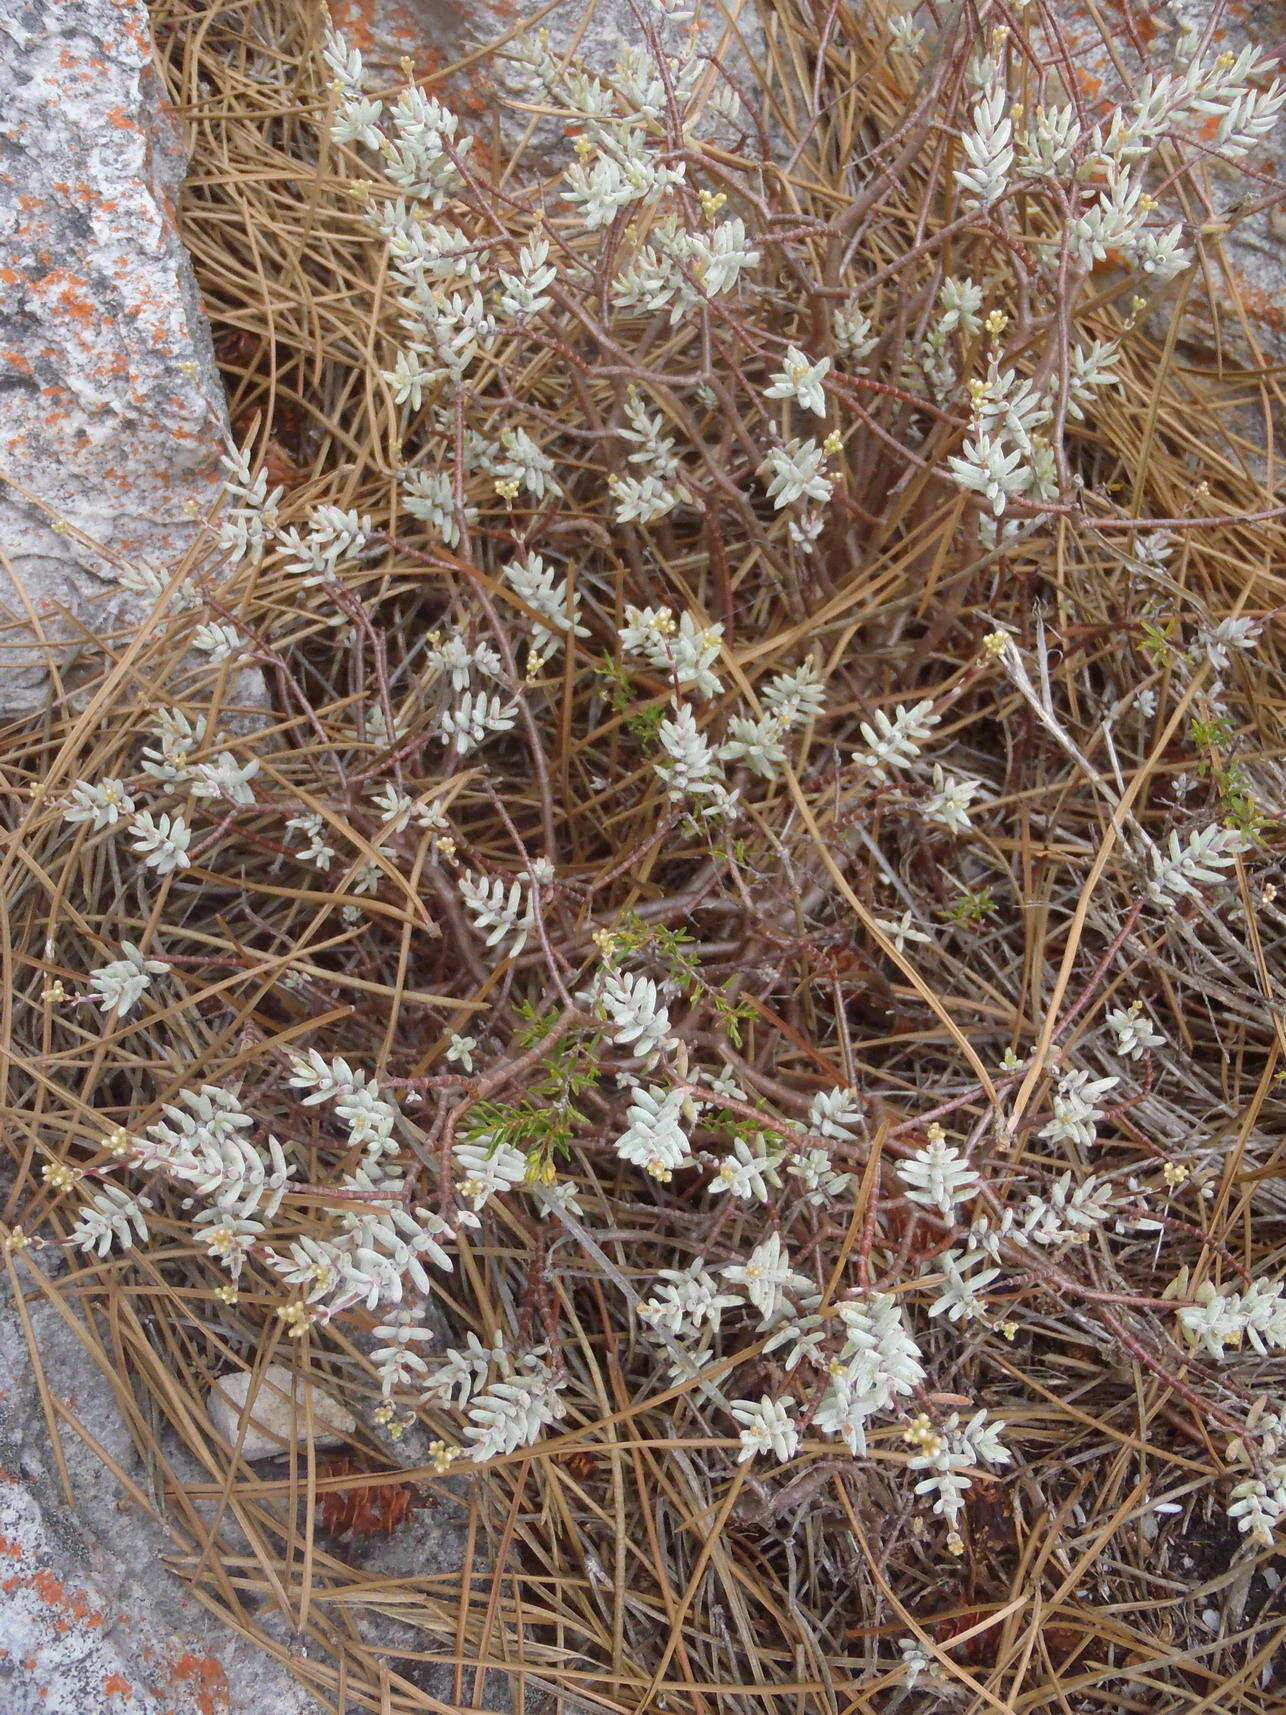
<box><xmin>208</xmin><ymin>1362</ymin><xmax>356</xmax><ymax>1459</ymax></box>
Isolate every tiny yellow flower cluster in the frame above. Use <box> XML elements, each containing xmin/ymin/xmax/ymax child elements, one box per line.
<box><xmin>277</xmin><ymin>1300</ymin><xmax>319</xmax><ymax>1336</ymax></box>
<box><xmin>373</xmin><ymin>1401</ymin><xmax>415</xmax><ymax>1440</ymax></box>
<box><xmin>902</xmin><ymin>1413</ymin><xmax>943</xmax><ymax>1458</ymax></box>
<box><xmin>203</xmin><ymin>1223</ymin><xmax>242</xmax><ymax>1259</ymax></box>
<box><xmin>592</xmin><ymin>925</ymin><xmax>623</xmax><ymax>960</ymax></box>
<box><xmin>428</xmin><ymin>1439</ymin><xmax>459</xmax><ymax>1473</ymax></box>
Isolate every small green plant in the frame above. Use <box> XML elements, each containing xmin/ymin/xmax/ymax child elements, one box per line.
<box><xmin>939</xmin><ymin>884</ymin><xmax>997</xmax><ymax>926</ymax></box>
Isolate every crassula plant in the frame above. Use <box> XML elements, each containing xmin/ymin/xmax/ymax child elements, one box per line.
<box><xmin>11</xmin><ymin>0</ymin><xmax>1286</xmax><ymax>1701</ymax></box>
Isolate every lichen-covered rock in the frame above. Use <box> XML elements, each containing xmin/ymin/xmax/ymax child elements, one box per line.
<box><xmin>0</xmin><ymin>1468</ymin><xmax>159</xmax><ymax>1715</ymax></box>
<box><xmin>0</xmin><ymin>0</ymin><xmax>229</xmax><ymax>713</ymax></box>
<box><xmin>0</xmin><ymin>1283</ymin><xmax>320</xmax><ymax>1715</ymax></box>
<box><xmin>1050</xmin><ymin>0</ymin><xmax>1286</xmax><ymax>370</ymax></box>
<box><xmin>330</xmin><ymin>0</ymin><xmax>768</xmax><ymax>146</ymax></box>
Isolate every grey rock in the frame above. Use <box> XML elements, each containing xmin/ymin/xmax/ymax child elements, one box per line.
<box><xmin>0</xmin><ymin>1275</ymin><xmax>320</xmax><ymax>1715</ymax></box>
<box><xmin>1052</xmin><ymin>0</ymin><xmax>1286</xmax><ymax>372</ymax></box>
<box><xmin>0</xmin><ymin>1263</ymin><xmax>496</xmax><ymax>1714</ymax></box>
<box><xmin>0</xmin><ymin>1466</ymin><xmax>159</xmax><ymax>1715</ymax></box>
<box><xmin>0</xmin><ymin>0</ymin><xmax>230</xmax><ymax>714</ymax></box>
<box><xmin>330</xmin><ymin>0</ymin><xmax>768</xmax><ymax>153</ymax></box>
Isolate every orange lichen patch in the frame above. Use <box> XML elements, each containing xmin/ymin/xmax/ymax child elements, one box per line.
<box><xmin>329</xmin><ymin>0</ymin><xmax>459</xmax><ymax>77</ymax></box>
<box><xmin>102</xmin><ymin>1675</ymin><xmax>134</xmax><ymax>1698</ymax></box>
<box><xmin>452</xmin><ymin>69</ymin><xmax>493</xmax><ymax>119</ymax></box>
<box><xmin>1230</xmin><ymin>279</ymin><xmax>1286</xmax><ymax>335</ymax></box>
<box><xmin>30</xmin><ymin>1566</ymin><xmax>107</xmax><ymax>1625</ymax></box>
<box><xmin>120</xmin><ymin>12</ymin><xmax>151</xmax><ymax>53</ymax></box>
<box><xmin>330</xmin><ymin>0</ymin><xmax>382</xmax><ymax>52</ymax></box>
<box><xmin>0</xmin><ymin>1555</ymin><xmax>109</xmax><ymax>1624</ymax></box>
<box><xmin>168</xmin><ymin>1652</ymin><xmax>231</xmax><ymax>1715</ymax></box>
<box><xmin>106</xmin><ymin>107</ymin><xmax>141</xmax><ymax>132</ymax></box>
<box><xmin>1073</xmin><ymin>68</ymin><xmax>1104</xmax><ymax>101</ymax></box>
<box><xmin>34</xmin><ymin>271</ymin><xmax>99</xmax><ymax>327</ymax></box>
<box><xmin>1131</xmin><ymin>12</ymin><xmax>1157</xmax><ymax>46</ymax></box>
